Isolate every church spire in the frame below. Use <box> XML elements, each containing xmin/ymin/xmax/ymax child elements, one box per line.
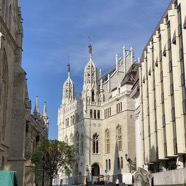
<box><xmin>62</xmin><ymin>64</ymin><xmax>75</xmax><ymax>105</ymax></box>
<box><xmin>88</xmin><ymin>44</ymin><xmax>93</xmax><ymax>60</ymax></box>
<box><xmin>34</xmin><ymin>96</ymin><xmax>40</xmax><ymax>115</ymax></box>
<box><xmin>42</xmin><ymin>102</ymin><xmax>49</xmax><ymax>126</ymax></box>
<box><xmin>43</xmin><ymin>102</ymin><xmax>47</xmax><ymax>117</ymax></box>
<box><xmin>67</xmin><ymin>64</ymin><xmax>70</xmax><ymax>79</ymax></box>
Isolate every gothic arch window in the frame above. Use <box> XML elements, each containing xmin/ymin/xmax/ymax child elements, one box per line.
<box><xmin>64</xmin><ymin>80</ymin><xmax>74</xmax><ymax>102</ymax></box>
<box><xmin>105</xmin><ymin>129</ymin><xmax>110</xmax><ymax>153</ymax></box>
<box><xmin>1</xmin><ymin>49</ymin><xmax>9</xmax><ymax>142</ymax></box>
<box><xmin>117</xmin><ymin>157</ymin><xmax>120</xmax><ymax>169</ymax></box>
<box><xmin>97</xmin><ymin>110</ymin><xmax>100</xmax><ymax>119</ymax></box>
<box><xmin>90</xmin><ymin>109</ymin><xmax>92</xmax><ymax>118</ymax></box>
<box><xmin>116</xmin><ymin>125</ymin><xmax>122</xmax><ymax>151</ymax></box>
<box><xmin>93</xmin><ymin>133</ymin><xmax>99</xmax><ymax>154</ymax></box>
<box><xmin>76</xmin><ymin>132</ymin><xmax>79</xmax><ymax>153</ymax></box>
<box><xmin>109</xmin><ymin>159</ymin><xmax>111</xmax><ymax>170</ymax></box>
<box><xmin>94</xmin><ymin>110</ymin><xmax>96</xmax><ymax>119</ymax></box>
<box><xmin>121</xmin><ymin>157</ymin><xmax>123</xmax><ymax>169</ymax></box>
<box><xmin>92</xmin><ymin>90</ymin><xmax>95</xmax><ymax>102</ymax></box>
<box><xmin>80</xmin><ymin>134</ymin><xmax>84</xmax><ymax>154</ymax></box>
<box><xmin>85</xmin><ymin>63</ymin><xmax>96</xmax><ymax>84</ymax></box>
<box><xmin>106</xmin><ymin>159</ymin><xmax>108</xmax><ymax>170</ymax></box>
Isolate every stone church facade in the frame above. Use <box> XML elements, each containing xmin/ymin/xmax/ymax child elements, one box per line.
<box><xmin>58</xmin><ymin>46</ymin><xmax>138</xmax><ymax>183</ymax></box>
<box><xmin>0</xmin><ymin>1</ymin><xmax>49</xmax><ymax>185</ymax></box>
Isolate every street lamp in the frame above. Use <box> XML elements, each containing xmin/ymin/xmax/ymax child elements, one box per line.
<box><xmin>125</xmin><ymin>154</ymin><xmax>132</xmax><ymax>173</ymax></box>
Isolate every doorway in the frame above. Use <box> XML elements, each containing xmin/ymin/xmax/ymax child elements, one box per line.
<box><xmin>91</xmin><ymin>163</ymin><xmax>100</xmax><ymax>176</ymax></box>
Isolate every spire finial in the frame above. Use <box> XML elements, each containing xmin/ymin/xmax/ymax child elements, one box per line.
<box><xmin>88</xmin><ymin>36</ymin><xmax>92</xmax><ymax>59</ymax></box>
<box><xmin>43</xmin><ymin>102</ymin><xmax>47</xmax><ymax>117</ymax></box>
<box><xmin>67</xmin><ymin>63</ymin><xmax>70</xmax><ymax>78</ymax></box>
<box><xmin>34</xmin><ymin>96</ymin><xmax>40</xmax><ymax>115</ymax></box>
<box><xmin>88</xmin><ymin>44</ymin><xmax>92</xmax><ymax>59</ymax></box>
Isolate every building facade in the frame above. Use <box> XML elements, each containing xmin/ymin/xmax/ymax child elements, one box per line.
<box><xmin>139</xmin><ymin>0</ymin><xmax>186</xmax><ymax>185</ymax></box>
<box><xmin>0</xmin><ymin>1</ymin><xmax>49</xmax><ymax>185</ymax></box>
<box><xmin>25</xmin><ymin>96</ymin><xmax>49</xmax><ymax>186</ymax></box>
<box><xmin>58</xmin><ymin>46</ymin><xmax>138</xmax><ymax>183</ymax></box>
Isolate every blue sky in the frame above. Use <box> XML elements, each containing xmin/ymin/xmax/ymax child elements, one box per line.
<box><xmin>20</xmin><ymin>0</ymin><xmax>171</xmax><ymax>139</ymax></box>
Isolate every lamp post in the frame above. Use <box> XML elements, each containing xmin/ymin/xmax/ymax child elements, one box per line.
<box><xmin>125</xmin><ymin>154</ymin><xmax>132</xmax><ymax>173</ymax></box>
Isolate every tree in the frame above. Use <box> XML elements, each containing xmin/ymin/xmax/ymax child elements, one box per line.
<box><xmin>31</xmin><ymin>139</ymin><xmax>75</xmax><ymax>186</ymax></box>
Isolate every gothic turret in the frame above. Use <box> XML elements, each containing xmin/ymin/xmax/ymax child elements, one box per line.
<box><xmin>83</xmin><ymin>45</ymin><xmax>98</xmax><ymax>104</ymax></box>
<box><xmin>42</xmin><ymin>102</ymin><xmax>49</xmax><ymax>126</ymax></box>
<box><xmin>62</xmin><ymin>64</ymin><xmax>75</xmax><ymax>105</ymax></box>
<box><xmin>34</xmin><ymin>96</ymin><xmax>40</xmax><ymax>116</ymax></box>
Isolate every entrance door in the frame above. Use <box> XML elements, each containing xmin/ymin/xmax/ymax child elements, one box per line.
<box><xmin>91</xmin><ymin>163</ymin><xmax>100</xmax><ymax>176</ymax></box>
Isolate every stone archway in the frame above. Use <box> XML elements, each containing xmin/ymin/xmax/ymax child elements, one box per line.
<box><xmin>91</xmin><ymin>163</ymin><xmax>100</xmax><ymax>176</ymax></box>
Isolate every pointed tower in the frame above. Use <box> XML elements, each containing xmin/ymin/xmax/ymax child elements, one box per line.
<box><xmin>42</xmin><ymin>102</ymin><xmax>49</xmax><ymax>126</ymax></box>
<box><xmin>83</xmin><ymin>45</ymin><xmax>98</xmax><ymax>104</ymax></box>
<box><xmin>34</xmin><ymin>96</ymin><xmax>40</xmax><ymax>116</ymax></box>
<box><xmin>62</xmin><ymin>64</ymin><xmax>75</xmax><ymax>105</ymax></box>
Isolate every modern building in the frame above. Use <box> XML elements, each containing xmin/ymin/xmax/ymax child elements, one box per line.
<box><xmin>0</xmin><ymin>1</ymin><xmax>49</xmax><ymax>185</ymax></box>
<box><xmin>139</xmin><ymin>0</ymin><xmax>186</xmax><ymax>184</ymax></box>
<box><xmin>58</xmin><ymin>46</ymin><xmax>138</xmax><ymax>184</ymax></box>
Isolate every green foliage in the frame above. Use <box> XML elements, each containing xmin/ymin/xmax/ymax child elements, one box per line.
<box><xmin>130</xmin><ymin>157</ymin><xmax>137</xmax><ymax>173</ymax></box>
<box><xmin>183</xmin><ymin>180</ymin><xmax>186</xmax><ymax>186</ymax></box>
<box><xmin>31</xmin><ymin>140</ymin><xmax>75</xmax><ymax>182</ymax></box>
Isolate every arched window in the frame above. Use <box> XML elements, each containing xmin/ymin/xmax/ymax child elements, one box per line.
<box><xmin>117</xmin><ymin>157</ymin><xmax>120</xmax><ymax>169</ymax></box>
<box><xmin>97</xmin><ymin>110</ymin><xmax>100</xmax><ymax>119</ymax></box>
<box><xmin>76</xmin><ymin>132</ymin><xmax>79</xmax><ymax>153</ymax></box>
<box><xmin>80</xmin><ymin>134</ymin><xmax>84</xmax><ymax>154</ymax></box>
<box><xmin>93</xmin><ymin>133</ymin><xmax>99</xmax><ymax>154</ymax></box>
<box><xmin>1</xmin><ymin>49</ymin><xmax>8</xmax><ymax>142</ymax></box>
<box><xmin>105</xmin><ymin>129</ymin><xmax>110</xmax><ymax>153</ymax></box>
<box><xmin>106</xmin><ymin>159</ymin><xmax>108</xmax><ymax>170</ymax></box>
<box><xmin>94</xmin><ymin>110</ymin><xmax>96</xmax><ymax>119</ymax></box>
<box><xmin>121</xmin><ymin>157</ymin><xmax>123</xmax><ymax>169</ymax></box>
<box><xmin>92</xmin><ymin>90</ymin><xmax>95</xmax><ymax>102</ymax></box>
<box><xmin>109</xmin><ymin>159</ymin><xmax>111</xmax><ymax>170</ymax></box>
<box><xmin>116</xmin><ymin>125</ymin><xmax>122</xmax><ymax>151</ymax></box>
<box><xmin>90</xmin><ymin>109</ymin><xmax>92</xmax><ymax>118</ymax></box>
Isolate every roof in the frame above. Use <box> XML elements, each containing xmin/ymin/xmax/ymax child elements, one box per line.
<box><xmin>121</xmin><ymin>63</ymin><xmax>139</xmax><ymax>86</ymax></box>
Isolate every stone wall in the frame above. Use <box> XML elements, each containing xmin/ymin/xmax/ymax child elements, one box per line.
<box><xmin>153</xmin><ymin>168</ymin><xmax>186</xmax><ymax>185</ymax></box>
